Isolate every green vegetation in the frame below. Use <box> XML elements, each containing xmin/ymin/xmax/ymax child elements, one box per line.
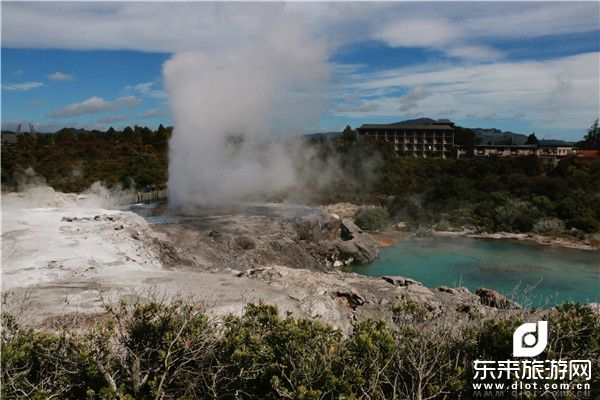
<box><xmin>3</xmin><ymin>121</ymin><xmax>599</xmax><ymax>236</ymax></box>
<box><xmin>354</xmin><ymin>207</ymin><xmax>390</xmax><ymax>231</ymax></box>
<box><xmin>577</xmin><ymin>118</ymin><xmax>600</xmax><ymax>149</ymax></box>
<box><xmin>1</xmin><ymin>125</ymin><xmax>171</xmax><ymax>192</ymax></box>
<box><xmin>2</xmin><ymin>299</ymin><xmax>598</xmax><ymax>399</ymax></box>
<box><xmin>311</xmin><ymin>129</ymin><xmax>600</xmax><ymax>236</ymax></box>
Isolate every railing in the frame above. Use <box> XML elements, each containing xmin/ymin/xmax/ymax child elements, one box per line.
<box><xmin>113</xmin><ymin>189</ymin><xmax>168</xmax><ymax>205</ymax></box>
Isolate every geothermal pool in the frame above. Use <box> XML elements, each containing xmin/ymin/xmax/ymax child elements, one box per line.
<box><xmin>345</xmin><ymin>237</ymin><xmax>600</xmax><ymax>307</ymax></box>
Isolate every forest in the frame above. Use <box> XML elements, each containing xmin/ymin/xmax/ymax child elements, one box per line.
<box><xmin>1</xmin><ymin>125</ymin><xmax>171</xmax><ymax>193</ymax></box>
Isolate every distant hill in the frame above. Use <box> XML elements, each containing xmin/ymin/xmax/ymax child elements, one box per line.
<box><xmin>538</xmin><ymin>139</ymin><xmax>575</xmax><ymax>146</ymax></box>
<box><xmin>471</xmin><ymin>128</ymin><xmax>527</xmax><ymax>145</ymax></box>
<box><xmin>391</xmin><ymin>118</ymin><xmax>438</xmax><ymax>125</ymax></box>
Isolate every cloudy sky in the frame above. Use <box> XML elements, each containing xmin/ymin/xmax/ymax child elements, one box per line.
<box><xmin>1</xmin><ymin>1</ymin><xmax>599</xmax><ymax>140</ymax></box>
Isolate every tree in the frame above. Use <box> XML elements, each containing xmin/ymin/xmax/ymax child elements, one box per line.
<box><xmin>453</xmin><ymin>126</ymin><xmax>479</xmax><ymax>154</ymax></box>
<box><xmin>525</xmin><ymin>132</ymin><xmax>539</xmax><ymax>145</ymax></box>
<box><xmin>579</xmin><ymin>118</ymin><xmax>600</xmax><ymax>149</ymax></box>
<box><xmin>341</xmin><ymin>125</ymin><xmax>356</xmax><ymax>142</ymax></box>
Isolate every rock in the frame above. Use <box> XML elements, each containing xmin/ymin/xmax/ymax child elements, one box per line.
<box><xmin>340</xmin><ymin>218</ymin><xmax>362</xmax><ymax>239</ymax></box>
<box><xmin>236</xmin><ymin>267</ymin><xmax>273</xmax><ymax>277</ymax></box>
<box><xmin>383</xmin><ymin>276</ymin><xmax>423</xmax><ymax>287</ymax></box>
<box><xmin>294</xmin><ymin>213</ymin><xmax>340</xmax><ymax>243</ymax></box>
<box><xmin>337</xmin><ymin>219</ymin><xmax>379</xmax><ymax>264</ymax></box>
<box><xmin>436</xmin><ymin>285</ymin><xmax>456</xmax><ymax>293</ymax></box>
<box><xmin>208</xmin><ymin>230</ymin><xmax>222</xmax><ymax>238</ymax></box>
<box><xmin>396</xmin><ymin>222</ymin><xmax>407</xmax><ymax>231</ymax></box>
<box><xmin>335</xmin><ymin>290</ymin><xmax>365</xmax><ymax>309</ymax></box>
<box><xmin>235</xmin><ymin>235</ymin><xmax>256</xmax><ymax>250</ymax></box>
<box><xmin>476</xmin><ymin>288</ymin><xmax>521</xmax><ymax>309</ymax></box>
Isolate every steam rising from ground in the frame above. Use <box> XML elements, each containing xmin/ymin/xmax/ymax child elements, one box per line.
<box><xmin>2</xmin><ymin>167</ymin><xmax>134</xmax><ymax>209</ymax></box>
<box><xmin>163</xmin><ymin>18</ymin><xmax>336</xmax><ymax>207</ymax></box>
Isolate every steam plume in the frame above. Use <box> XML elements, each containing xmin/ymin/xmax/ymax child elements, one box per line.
<box><xmin>163</xmin><ymin>18</ymin><xmax>331</xmax><ymax>207</ymax></box>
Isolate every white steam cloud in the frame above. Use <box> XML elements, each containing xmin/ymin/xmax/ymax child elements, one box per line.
<box><xmin>163</xmin><ymin>18</ymin><xmax>331</xmax><ymax>207</ymax></box>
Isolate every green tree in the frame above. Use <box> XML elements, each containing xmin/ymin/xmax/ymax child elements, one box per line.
<box><xmin>579</xmin><ymin>118</ymin><xmax>600</xmax><ymax>149</ymax></box>
<box><xmin>341</xmin><ymin>125</ymin><xmax>356</xmax><ymax>143</ymax></box>
<box><xmin>453</xmin><ymin>126</ymin><xmax>479</xmax><ymax>154</ymax></box>
<box><xmin>525</xmin><ymin>132</ymin><xmax>539</xmax><ymax>145</ymax></box>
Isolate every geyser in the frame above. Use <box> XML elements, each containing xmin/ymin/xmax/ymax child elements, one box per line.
<box><xmin>163</xmin><ymin>18</ymin><xmax>331</xmax><ymax>207</ymax></box>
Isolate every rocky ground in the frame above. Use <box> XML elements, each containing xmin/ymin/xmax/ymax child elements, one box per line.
<box><xmin>2</xmin><ymin>194</ymin><xmax>542</xmax><ymax>330</ymax></box>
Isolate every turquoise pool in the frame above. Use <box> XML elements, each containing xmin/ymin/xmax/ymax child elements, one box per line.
<box><xmin>345</xmin><ymin>236</ymin><xmax>599</xmax><ymax>307</ymax></box>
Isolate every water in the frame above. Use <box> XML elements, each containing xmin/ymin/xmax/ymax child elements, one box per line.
<box><xmin>345</xmin><ymin>237</ymin><xmax>600</xmax><ymax>307</ymax></box>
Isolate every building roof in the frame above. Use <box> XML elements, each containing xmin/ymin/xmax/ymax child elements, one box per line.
<box><xmin>357</xmin><ymin>123</ymin><xmax>454</xmax><ymax>131</ymax></box>
<box><xmin>577</xmin><ymin>150</ymin><xmax>600</xmax><ymax>158</ymax></box>
<box><xmin>476</xmin><ymin>144</ymin><xmax>538</xmax><ymax>149</ymax></box>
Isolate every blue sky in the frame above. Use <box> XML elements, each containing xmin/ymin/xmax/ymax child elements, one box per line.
<box><xmin>2</xmin><ymin>2</ymin><xmax>599</xmax><ymax>141</ymax></box>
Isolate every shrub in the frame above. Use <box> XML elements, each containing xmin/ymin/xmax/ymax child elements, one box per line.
<box><xmin>3</xmin><ymin>299</ymin><xmax>600</xmax><ymax>399</ymax></box>
<box><xmin>532</xmin><ymin>217</ymin><xmax>565</xmax><ymax>234</ymax></box>
<box><xmin>493</xmin><ymin>200</ymin><xmax>539</xmax><ymax>232</ymax></box>
<box><xmin>354</xmin><ymin>207</ymin><xmax>389</xmax><ymax>231</ymax></box>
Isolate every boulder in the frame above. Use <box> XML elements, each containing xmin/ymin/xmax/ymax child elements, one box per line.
<box><xmin>337</xmin><ymin>219</ymin><xmax>379</xmax><ymax>264</ymax></box>
<box><xmin>475</xmin><ymin>288</ymin><xmax>521</xmax><ymax>309</ymax></box>
<box><xmin>294</xmin><ymin>213</ymin><xmax>340</xmax><ymax>243</ymax></box>
<box><xmin>340</xmin><ymin>218</ymin><xmax>363</xmax><ymax>239</ymax></box>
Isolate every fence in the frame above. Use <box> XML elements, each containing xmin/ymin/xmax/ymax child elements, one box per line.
<box><xmin>113</xmin><ymin>189</ymin><xmax>168</xmax><ymax>205</ymax></box>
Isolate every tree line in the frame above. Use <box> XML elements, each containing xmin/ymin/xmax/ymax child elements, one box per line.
<box><xmin>3</xmin><ymin>121</ymin><xmax>599</xmax><ymax>235</ymax></box>
<box><xmin>1</xmin><ymin>125</ymin><xmax>171</xmax><ymax>192</ymax></box>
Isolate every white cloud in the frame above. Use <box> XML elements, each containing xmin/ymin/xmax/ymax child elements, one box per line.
<box><xmin>96</xmin><ymin>115</ymin><xmax>129</xmax><ymax>124</ymax></box>
<box><xmin>374</xmin><ymin>17</ymin><xmax>502</xmax><ymax>61</ymax></box>
<box><xmin>445</xmin><ymin>46</ymin><xmax>503</xmax><ymax>62</ymax></box>
<box><xmin>371</xmin><ymin>2</ymin><xmax>599</xmax><ymax>61</ymax></box>
<box><xmin>2</xmin><ymin>81</ymin><xmax>43</xmax><ymax>91</ymax></box>
<box><xmin>1</xmin><ymin>3</ymin><xmax>285</xmax><ymax>53</ymax></box>
<box><xmin>398</xmin><ymin>88</ymin><xmax>432</xmax><ymax>111</ymax></box>
<box><xmin>48</xmin><ymin>72</ymin><xmax>74</xmax><ymax>81</ymax></box>
<box><xmin>333</xmin><ymin>52</ymin><xmax>599</xmax><ymax>131</ymax></box>
<box><xmin>336</xmin><ymin>101</ymin><xmax>379</xmax><ymax>113</ymax></box>
<box><xmin>137</xmin><ymin>108</ymin><xmax>170</xmax><ymax>119</ymax></box>
<box><xmin>51</xmin><ymin>96</ymin><xmax>143</xmax><ymax>118</ymax></box>
<box><xmin>375</xmin><ymin>18</ymin><xmax>460</xmax><ymax>48</ymax></box>
<box><xmin>124</xmin><ymin>82</ymin><xmax>167</xmax><ymax>99</ymax></box>
<box><xmin>465</xmin><ymin>3</ymin><xmax>600</xmax><ymax>40</ymax></box>
<box><xmin>2</xmin><ymin>2</ymin><xmax>597</xmax><ymax>54</ymax></box>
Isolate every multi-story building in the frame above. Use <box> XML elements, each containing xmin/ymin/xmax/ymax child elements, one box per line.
<box><xmin>474</xmin><ymin>144</ymin><xmax>575</xmax><ymax>163</ymax></box>
<box><xmin>356</xmin><ymin>119</ymin><xmax>455</xmax><ymax>158</ymax></box>
<box><xmin>475</xmin><ymin>144</ymin><xmax>538</xmax><ymax>157</ymax></box>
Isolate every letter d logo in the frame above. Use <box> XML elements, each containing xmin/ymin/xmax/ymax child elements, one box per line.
<box><xmin>513</xmin><ymin>321</ymin><xmax>548</xmax><ymax>357</ymax></box>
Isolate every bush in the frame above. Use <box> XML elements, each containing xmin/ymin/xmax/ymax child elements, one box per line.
<box><xmin>354</xmin><ymin>207</ymin><xmax>389</xmax><ymax>231</ymax></box>
<box><xmin>3</xmin><ymin>299</ymin><xmax>600</xmax><ymax>399</ymax></box>
<box><xmin>493</xmin><ymin>200</ymin><xmax>539</xmax><ymax>232</ymax></box>
<box><xmin>532</xmin><ymin>217</ymin><xmax>565</xmax><ymax>234</ymax></box>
